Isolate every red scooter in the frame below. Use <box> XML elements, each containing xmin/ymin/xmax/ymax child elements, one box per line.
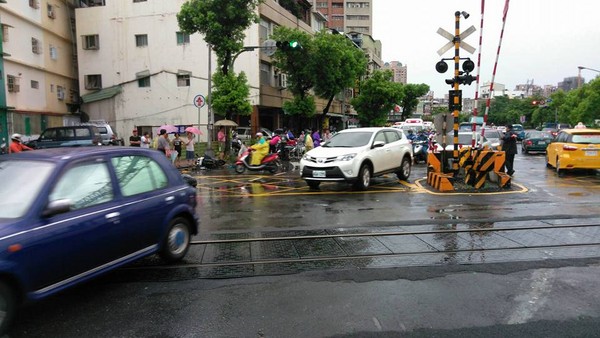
<box><xmin>234</xmin><ymin>143</ymin><xmax>282</xmax><ymax>174</ymax></box>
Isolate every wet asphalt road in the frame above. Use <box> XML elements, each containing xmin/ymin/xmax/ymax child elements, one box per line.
<box><xmin>8</xmin><ymin>151</ymin><xmax>600</xmax><ymax>337</ymax></box>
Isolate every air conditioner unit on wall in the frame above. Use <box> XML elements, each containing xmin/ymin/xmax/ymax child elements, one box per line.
<box><xmin>278</xmin><ymin>73</ymin><xmax>287</xmax><ymax>89</ymax></box>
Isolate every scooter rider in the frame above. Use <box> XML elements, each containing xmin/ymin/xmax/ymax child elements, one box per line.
<box><xmin>250</xmin><ymin>132</ymin><xmax>269</xmax><ymax>165</ymax></box>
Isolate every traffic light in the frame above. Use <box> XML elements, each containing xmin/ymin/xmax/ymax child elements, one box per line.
<box><xmin>276</xmin><ymin>40</ymin><xmax>301</xmax><ymax>51</ymax></box>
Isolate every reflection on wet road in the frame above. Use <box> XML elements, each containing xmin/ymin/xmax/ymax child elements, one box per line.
<box><xmin>166</xmin><ymin>157</ymin><xmax>600</xmax><ymax>279</ymax></box>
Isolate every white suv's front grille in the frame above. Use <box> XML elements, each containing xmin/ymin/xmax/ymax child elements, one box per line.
<box><xmin>305</xmin><ymin>155</ymin><xmax>338</xmax><ymax>164</ymax></box>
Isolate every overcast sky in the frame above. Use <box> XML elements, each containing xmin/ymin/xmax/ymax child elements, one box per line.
<box><xmin>372</xmin><ymin>0</ymin><xmax>600</xmax><ymax>99</ymax></box>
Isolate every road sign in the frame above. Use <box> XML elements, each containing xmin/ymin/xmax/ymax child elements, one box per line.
<box><xmin>262</xmin><ymin>39</ymin><xmax>277</xmax><ymax>57</ymax></box>
<box><xmin>437</xmin><ymin>25</ymin><xmax>476</xmax><ymax>56</ymax></box>
<box><xmin>193</xmin><ymin>94</ymin><xmax>206</xmax><ymax>108</ymax></box>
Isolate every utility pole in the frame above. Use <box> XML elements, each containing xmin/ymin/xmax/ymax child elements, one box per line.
<box><xmin>0</xmin><ymin>11</ymin><xmax>9</xmax><ymax>149</ymax></box>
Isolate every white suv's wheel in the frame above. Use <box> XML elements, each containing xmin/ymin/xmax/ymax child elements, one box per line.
<box><xmin>397</xmin><ymin>156</ymin><xmax>412</xmax><ymax>181</ymax></box>
<box><xmin>354</xmin><ymin>164</ymin><xmax>371</xmax><ymax>191</ymax></box>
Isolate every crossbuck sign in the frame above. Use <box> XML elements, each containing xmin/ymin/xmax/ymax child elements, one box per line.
<box><xmin>436</xmin><ymin>25</ymin><xmax>476</xmax><ymax>56</ymax></box>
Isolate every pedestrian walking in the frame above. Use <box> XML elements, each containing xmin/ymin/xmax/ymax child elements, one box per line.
<box><xmin>312</xmin><ymin>128</ymin><xmax>321</xmax><ymax>148</ymax></box>
<box><xmin>156</xmin><ymin>129</ymin><xmax>170</xmax><ymax>155</ymax></box>
<box><xmin>304</xmin><ymin>130</ymin><xmax>313</xmax><ymax>151</ymax></box>
<box><xmin>217</xmin><ymin>127</ymin><xmax>226</xmax><ymax>160</ymax></box>
<box><xmin>502</xmin><ymin>124</ymin><xmax>518</xmax><ymax>176</ymax></box>
<box><xmin>185</xmin><ymin>131</ymin><xmax>196</xmax><ymax>167</ymax></box>
<box><xmin>172</xmin><ymin>133</ymin><xmax>183</xmax><ymax>165</ymax></box>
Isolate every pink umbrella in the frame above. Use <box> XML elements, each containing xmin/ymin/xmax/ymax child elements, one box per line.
<box><xmin>158</xmin><ymin>125</ymin><xmax>179</xmax><ymax>134</ymax></box>
<box><xmin>185</xmin><ymin>126</ymin><xmax>203</xmax><ymax>135</ymax></box>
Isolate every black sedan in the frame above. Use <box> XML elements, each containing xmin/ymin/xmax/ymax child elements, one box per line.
<box><xmin>522</xmin><ymin>130</ymin><xmax>554</xmax><ymax>154</ymax></box>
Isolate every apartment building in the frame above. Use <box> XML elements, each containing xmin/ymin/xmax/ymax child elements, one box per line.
<box><xmin>76</xmin><ymin>0</ymin><xmax>214</xmax><ymax>141</ymax></box>
<box><xmin>312</xmin><ymin>0</ymin><xmax>372</xmax><ymax>35</ymax></box>
<box><xmin>0</xmin><ymin>0</ymin><xmax>79</xmax><ymax>142</ymax></box>
<box><xmin>75</xmin><ymin>0</ymin><xmax>352</xmax><ymax>140</ymax></box>
<box><xmin>383</xmin><ymin>61</ymin><xmax>407</xmax><ymax>84</ymax></box>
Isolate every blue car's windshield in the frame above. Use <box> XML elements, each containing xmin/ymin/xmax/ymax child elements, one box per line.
<box><xmin>0</xmin><ymin>160</ymin><xmax>55</xmax><ymax>219</ymax></box>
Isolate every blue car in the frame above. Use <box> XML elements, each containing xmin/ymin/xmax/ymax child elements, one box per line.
<box><xmin>0</xmin><ymin>147</ymin><xmax>198</xmax><ymax>333</ymax></box>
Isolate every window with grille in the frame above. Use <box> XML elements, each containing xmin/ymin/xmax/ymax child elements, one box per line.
<box><xmin>135</xmin><ymin>34</ymin><xmax>148</xmax><ymax>47</ymax></box>
<box><xmin>177</xmin><ymin>74</ymin><xmax>190</xmax><ymax>87</ymax></box>
<box><xmin>50</xmin><ymin>45</ymin><xmax>58</xmax><ymax>60</ymax></box>
<box><xmin>82</xmin><ymin>35</ymin><xmax>99</xmax><ymax>50</ymax></box>
<box><xmin>2</xmin><ymin>25</ymin><xmax>9</xmax><ymax>43</ymax></box>
<box><xmin>8</xmin><ymin>75</ymin><xmax>20</xmax><ymax>93</ymax></box>
<box><xmin>260</xmin><ymin>62</ymin><xmax>271</xmax><ymax>86</ymax></box>
<box><xmin>133</xmin><ymin>0</ymin><xmax>147</xmax><ymax>2</ymax></box>
<box><xmin>47</xmin><ymin>4</ymin><xmax>56</xmax><ymax>19</ymax></box>
<box><xmin>31</xmin><ymin>80</ymin><xmax>39</xmax><ymax>89</ymax></box>
<box><xmin>138</xmin><ymin>77</ymin><xmax>150</xmax><ymax>88</ymax></box>
<box><xmin>176</xmin><ymin>32</ymin><xmax>190</xmax><ymax>45</ymax></box>
<box><xmin>85</xmin><ymin>74</ymin><xmax>102</xmax><ymax>90</ymax></box>
<box><xmin>32</xmin><ymin>38</ymin><xmax>41</xmax><ymax>54</ymax></box>
<box><xmin>57</xmin><ymin>86</ymin><xmax>65</xmax><ymax>100</ymax></box>
<box><xmin>29</xmin><ymin>0</ymin><xmax>39</xmax><ymax>9</ymax></box>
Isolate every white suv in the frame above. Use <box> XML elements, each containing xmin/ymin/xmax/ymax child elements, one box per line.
<box><xmin>299</xmin><ymin>127</ymin><xmax>413</xmax><ymax>190</ymax></box>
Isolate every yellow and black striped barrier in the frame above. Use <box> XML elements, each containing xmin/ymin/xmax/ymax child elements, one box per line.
<box><xmin>427</xmin><ymin>171</ymin><xmax>454</xmax><ymax>192</ymax></box>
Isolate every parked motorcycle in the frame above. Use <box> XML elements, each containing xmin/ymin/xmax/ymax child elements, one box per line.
<box><xmin>195</xmin><ymin>153</ymin><xmax>226</xmax><ymax>170</ymax></box>
<box><xmin>231</xmin><ymin>132</ymin><xmax>243</xmax><ymax>154</ymax></box>
<box><xmin>234</xmin><ymin>144</ymin><xmax>281</xmax><ymax>174</ymax></box>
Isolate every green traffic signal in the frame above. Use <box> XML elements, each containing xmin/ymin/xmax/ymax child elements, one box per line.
<box><xmin>276</xmin><ymin>40</ymin><xmax>301</xmax><ymax>51</ymax></box>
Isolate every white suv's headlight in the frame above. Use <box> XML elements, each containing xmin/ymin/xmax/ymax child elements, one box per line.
<box><xmin>337</xmin><ymin>153</ymin><xmax>357</xmax><ymax>161</ymax></box>
<box><xmin>302</xmin><ymin>154</ymin><xmax>311</xmax><ymax>161</ymax></box>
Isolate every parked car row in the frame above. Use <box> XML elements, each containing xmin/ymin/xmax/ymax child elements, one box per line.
<box><xmin>24</xmin><ymin>122</ymin><xmax>123</xmax><ymax>150</ymax></box>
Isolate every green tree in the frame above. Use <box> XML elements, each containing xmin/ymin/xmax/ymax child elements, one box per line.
<box><xmin>311</xmin><ymin>31</ymin><xmax>367</xmax><ymax>122</ymax></box>
<box><xmin>270</xmin><ymin>27</ymin><xmax>367</xmax><ymax>126</ymax></box>
<box><xmin>177</xmin><ymin>0</ymin><xmax>261</xmax><ymax>75</ymax></box>
<box><xmin>351</xmin><ymin>70</ymin><xmax>404</xmax><ymax>126</ymax></box>
<box><xmin>399</xmin><ymin>84</ymin><xmax>429</xmax><ymax>120</ymax></box>
<box><xmin>211</xmin><ymin>72</ymin><xmax>253</xmax><ymax>119</ymax></box>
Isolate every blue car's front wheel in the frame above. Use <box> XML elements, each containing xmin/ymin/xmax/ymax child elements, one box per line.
<box><xmin>160</xmin><ymin>217</ymin><xmax>191</xmax><ymax>263</ymax></box>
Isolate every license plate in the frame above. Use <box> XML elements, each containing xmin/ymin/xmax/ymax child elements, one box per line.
<box><xmin>537</xmin><ymin>141</ymin><xmax>546</xmax><ymax>145</ymax></box>
<box><xmin>313</xmin><ymin>170</ymin><xmax>326</xmax><ymax>178</ymax></box>
<box><xmin>585</xmin><ymin>151</ymin><xmax>597</xmax><ymax>156</ymax></box>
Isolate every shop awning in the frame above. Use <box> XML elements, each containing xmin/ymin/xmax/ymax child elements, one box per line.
<box><xmin>81</xmin><ymin>85</ymin><xmax>122</xmax><ymax>103</ymax></box>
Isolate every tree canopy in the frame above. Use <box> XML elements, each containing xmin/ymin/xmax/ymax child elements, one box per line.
<box><xmin>270</xmin><ymin>27</ymin><xmax>367</xmax><ymax>122</ymax></box>
<box><xmin>177</xmin><ymin>0</ymin><xmax>261</xmax><ymax>75</ymax></box>
<box><xmin>350</xmin><ymin>70</ymin><xmax>405</xmax><ymax>127</ymax></box>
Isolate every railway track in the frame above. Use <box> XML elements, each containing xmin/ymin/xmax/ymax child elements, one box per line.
<box><xmin>118</xmin><ymin>217</ymin><xmax>600</xmax><ymax>279</ymax></box>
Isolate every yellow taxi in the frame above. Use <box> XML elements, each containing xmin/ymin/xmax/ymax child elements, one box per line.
<box><xmin>546</xmin><ymin>128</ymin><xmax>600</xmax><ymax>175</ymax></box>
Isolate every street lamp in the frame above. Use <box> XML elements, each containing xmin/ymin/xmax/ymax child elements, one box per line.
<box><xmin>577</xmin><ymin>66</ymin><xmax>600</xmax><ymax>88</ymax></box>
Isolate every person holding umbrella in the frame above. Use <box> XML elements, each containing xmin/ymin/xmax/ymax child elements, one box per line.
<box><xmin>185</xmin><ymin>130</ymin><xmax>196</xmax><ymax>167</ymax></box>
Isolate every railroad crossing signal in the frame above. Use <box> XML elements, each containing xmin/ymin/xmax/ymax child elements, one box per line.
<box><xmin>436</xmin><ymin>25</ymin><xmax>476</xmax><ymax>56</ymax></box>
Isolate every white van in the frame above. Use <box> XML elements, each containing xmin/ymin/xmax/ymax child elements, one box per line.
<box><xmin>401</xmin><ymin>118</ymin><xmax>425</xmax><ymax>133</ymax></box>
